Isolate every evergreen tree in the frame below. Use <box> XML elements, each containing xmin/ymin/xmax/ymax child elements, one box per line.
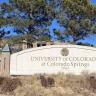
<box><xmin>57</xmin><ymin>0</ymin><xmax>96</xmax><ymax>42</ymax></box>
<box><xmin>0</xmin><ymin>0</ymin><xmax>96</xmax><ymax>43</ymax></box>
<box><xmin>0</xmin><ymin>0</ymin><xmax>54</xmax><ymax>42</ymax></box>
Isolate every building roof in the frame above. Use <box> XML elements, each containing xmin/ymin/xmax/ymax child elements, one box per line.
<box><xmin>2</xmin><ymin>44</ymin><xmax>10</xmax><ymax>52</ymax></box>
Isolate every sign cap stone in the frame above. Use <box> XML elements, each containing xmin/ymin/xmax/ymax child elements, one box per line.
<box><xmin>2</xmin><ymin>44</ymin><xmax>10</xmax><ymax>52</ymax></box>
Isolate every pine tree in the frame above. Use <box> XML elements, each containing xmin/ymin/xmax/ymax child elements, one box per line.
<box><xmin>0</xmin><ymin>0</ymin><xmax>54</xmax><ymax>42</ymax></box>
<box><xmin>0</xmin><ymin>0</ymin><xmax>96</xmax><ymax>43</ymax></box>
<box><xmin>57</xmin><ymin>0</ymin><xmax>96</xmax><ymax>42</ymax></box>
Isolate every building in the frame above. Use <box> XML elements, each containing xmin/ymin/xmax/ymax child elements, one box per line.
<box><xmin>10</xmin><ymin>40</ymin><xmax>67</xmax><ymax>53</ymax></box>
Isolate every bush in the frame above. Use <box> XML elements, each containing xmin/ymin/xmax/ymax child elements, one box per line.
<box><xmin>40</xmin><ymin>75</ymin><xmax>55</xmax><ymax>87</ymax></box>
<box><xmin>0</xmin><ymin>77</ymin><xmax>5</xmax><ymax>85</ymax></box>
<box><xmin>0</xmin><ymin>77</ymin><xmax>22</xmax><ymax>93</ymax></box>
<box><xmin>0</xmin><ymin>73</ymin><xmax>96</xmax><ymax>96</ymax></box>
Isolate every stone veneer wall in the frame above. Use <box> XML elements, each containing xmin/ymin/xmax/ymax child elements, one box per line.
<box><xmin>0</xmin><ymin>54</ymin><xmax>2</xmax><ymax>75</ymax></box>
<box><xmin>0</xmin><ymin>54</ymin><xmax>2</xmax><ymax>66</ymax></box>
<box><xmin>0</xmin><ymin>52</ymin><xmax>10</xmax><ymax>76</ymax></box>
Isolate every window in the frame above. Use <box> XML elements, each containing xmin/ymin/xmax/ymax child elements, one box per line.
<box><xmin>37</xmin><ymin>43</ymin><xmax>41</xmax><ymax>47</ymax></box>
<box><xmin>42</xmin><ymin>44</ymin><xmax>46</xmax><ymax>46</ymax></box>
<box><xmin>27</xmin><ymin>44</ymin><xmax>33</xmax><ymax>48</ymax></box>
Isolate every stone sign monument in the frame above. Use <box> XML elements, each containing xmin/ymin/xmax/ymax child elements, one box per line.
<box><xmin>10</xmin><ymin>44</ymin><xmax>96</xmax><ymax>75</ymax></box>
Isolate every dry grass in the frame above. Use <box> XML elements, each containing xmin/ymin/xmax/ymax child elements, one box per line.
<box><xmin>0</xmin><ymin>73</ymin><xmax>96</xmax><ymax>96</ymax></box>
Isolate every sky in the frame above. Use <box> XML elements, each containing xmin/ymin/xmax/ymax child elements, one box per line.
<box><xmin>0</xmin><ymin>0</ymin><xmax>96</xmax><ymax>4</ymax></box>
<box><xmin>0</xmin><ymin>0</ymin><xmax>96</xmax><ymax>45</ymax></box>
<box><xmin>91</xmin><ymin>0</ymin><xmax>96</xmax><ymax>4</ymax></box>
<box><xmin>0</xmin><ymin>0</ymin><xmax>9</xmax><ymax>3</ymax></box>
